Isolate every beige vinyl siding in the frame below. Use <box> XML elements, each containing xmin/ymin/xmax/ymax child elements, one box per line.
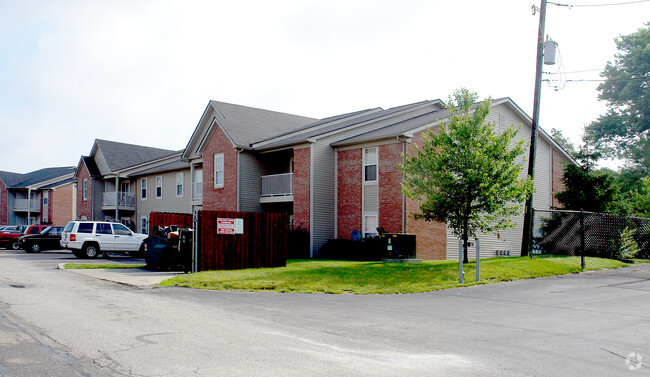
<box><xmin>238</xmin><ymin>152</ymin><xmax>269</xmax><ymax>212</ymax></box>
<box><xmin>445</xmin><ymin>104</ymin><xmax>554</xmax><ymax>260</ymax></box>
<box><xmin>135</xmin><ymin>169</ymin><xmax>192</xmax><ymax>233</ymax></box>
<box><xmin>310</xmin><ymin>143</ymin><xmax>336</xmax><ymax>257</ymax></box>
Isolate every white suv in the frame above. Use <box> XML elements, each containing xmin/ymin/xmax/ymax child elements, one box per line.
<box><xmin>60</xmin><ymin>221</ymin><xmax>147</xmax><ymax>259</ymax></box>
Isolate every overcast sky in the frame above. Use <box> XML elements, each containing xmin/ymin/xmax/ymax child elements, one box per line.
<box><xmin>1</xmin><ymin>0</ymin><xmax>648</xmax><ymax>173</ymax></box>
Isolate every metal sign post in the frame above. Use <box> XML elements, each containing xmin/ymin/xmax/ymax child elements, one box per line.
<box><xmin>459</xmin><ymin>240</ymin><xmax>464</xmax><ymax>284</ymax></box>
<box><xmin>476</xmin><ymin>239</ymin><xmax>481</xmax><ymax>282</ymax></box>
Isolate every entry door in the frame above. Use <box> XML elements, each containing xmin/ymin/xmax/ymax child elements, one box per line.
<box><xmin>95</xmin><ymin>223</ymin><xmax>115</xmax><ymax>251</ymax></box>
<box><xmin>112</xmin><ymin>223</ymin><xmax>139</xmax><ymax>251</ymax></box>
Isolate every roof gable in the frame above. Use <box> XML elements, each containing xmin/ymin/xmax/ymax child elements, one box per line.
<box><xmin>92</xmin><ymin>139</ymin><xmax>178</xmax><ymax>174</ymax></box>
<box><xmin>182</xmin><ymin>101</ymin><xmax>317</xmax><ymax>160</ymax></box>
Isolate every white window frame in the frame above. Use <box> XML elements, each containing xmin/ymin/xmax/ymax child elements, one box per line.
<box><xmin>176</xmin><ymin>172</ymin><xmax>184</xmax><ymax>197</ymax></box>
<box><xmin>362</xmin><ymin>147</ymin><xmax>379</xmax><ymax>238</ymax></box>
<box><xmin>214</xmin><ymin>153</ymin><xmax>224</xmax><ymax>188</ymax></box>
<box><xmin>363</xmin><ymin>214</ymin><xmax>378</xmax><ymax>238</ymax></box>
<box><xmin>156</xmin><ymin>176</ymin><xmax>162</xmax><ymax>199</ymax></box>
<box><xmin>141</xmin><ymin>178</ymin><xmax>147</xmax><ymax>200</ymax></box>
<box><xmin>83</xmin><ymin>179</ymin><xmax>88</xmax><ymax>201</ymax></box>
<box><xmin>141</xmin><ymin>216</ymin><xmax>148</xmax><ymax>235</ymax></box>
<box><xmin>42</xmin><ymin>191</ymin><xmax>48</xmax><ymax>223</ymax></box>
<box><xmin>363</xmin><ymin>147</ymin><xmax>378</xmax><ymax>183</ymax></box>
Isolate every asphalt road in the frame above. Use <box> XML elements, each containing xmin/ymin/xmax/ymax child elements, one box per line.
<box><xmin>0</xmin><ymin>249</ymin><xmax>648</xmax><ymax>376</ymax></box>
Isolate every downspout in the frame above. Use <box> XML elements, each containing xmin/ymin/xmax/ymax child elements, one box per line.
<box><xmin>115</xmin><ymin>176</ymin><xmax>120</xmax><ymax>221</ymax></box>
<box><xmin>27</xmin><ymin>187</ymin><xmax>31</xmax><ymax>225</ymax></box>
<box><xmin>236</xmin><ymin>148</ymin><xmax>241</xmax><ymax>212</ymax></box>
<box><xmin>91</xmin><ymin>178</ymin><xmax>95</xmax><ymax>221</ymax></box>
<box><xmin>400</xmin><ymin>137</ymin><xmax>406</xmax><ymax>234</ymax></box>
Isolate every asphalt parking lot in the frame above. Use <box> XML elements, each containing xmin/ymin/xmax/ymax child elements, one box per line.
<box><xmin>1</xmin><ymin>248</ymin><xmax>649</xmax><ymax>376</ymax></box>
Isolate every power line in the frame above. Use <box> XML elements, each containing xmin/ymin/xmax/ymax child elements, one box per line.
<box><xmin>549</xmin><ymin>0</ymin><xmax>650</xmax><ymax>7</ymax></box>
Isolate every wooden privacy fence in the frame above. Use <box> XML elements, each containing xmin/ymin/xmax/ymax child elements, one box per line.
<box><xmin>197</xmin><ymin>210</ymin><xmax>288</xmax><ymax>271</ymax></box>
<box><xmin>149</xmin><ymin>212</ymin><xmax>193</xmax><ymax>235</ymax></box>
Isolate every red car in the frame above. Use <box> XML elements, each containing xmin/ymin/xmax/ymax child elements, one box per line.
<box><xmin>0</xmin><ymin>225</ymin><xmax>27</xmax><ymax>250</ymax></box>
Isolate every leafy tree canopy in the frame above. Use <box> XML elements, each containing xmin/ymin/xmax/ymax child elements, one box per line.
<box><xmin>555</xmin><ymin>164</ymin><xmax>627</xmax><ymax>214</ymax></box>
<box><xmin>585</xmin><ymin>24</ymin><xmax>650</xmax><ymax>173</ymax></box>
<box><xmin>400</xmin><ymin>88</ymin><xmax>533</xmax><ymax>263</ymax></box>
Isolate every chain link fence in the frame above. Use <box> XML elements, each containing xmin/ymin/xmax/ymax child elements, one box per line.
<box><xmin>532</xmin><ymin>209</ymin><xmax>650</xmax><ymax>271</ymax></box>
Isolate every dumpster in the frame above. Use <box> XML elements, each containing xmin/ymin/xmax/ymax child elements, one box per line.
<box><xmin>143</xmin><ymin>226</ymin><xmax>192</xmax><ymax>272</ymax></box>
<box><xmin>381</xmin><ymin>233</ymin><xmax>416</xmax><ymax>259</ymax></box>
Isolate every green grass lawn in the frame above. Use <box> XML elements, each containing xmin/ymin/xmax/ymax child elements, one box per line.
<box><xmin>158</xmin><ymin>256</ymin><xmax>635</xmax><ymax>294</ymax></box>
<box><xmin>63</xmin><ymin>264</ymin><xmax>146</xmax><ymax>269</ymax></box>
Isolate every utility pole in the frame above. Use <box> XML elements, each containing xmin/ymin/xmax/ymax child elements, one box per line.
<box><xmin>521</xmin><ymin>0</ymin><xmax>548</xmax><ymax>257</ymax></box>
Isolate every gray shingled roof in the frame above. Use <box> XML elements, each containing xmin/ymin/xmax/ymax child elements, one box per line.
<box><xmin>332</xmin><ymin>99</ymin><xmax>509</xmax><ymax>146</ymax></box>
<box><xmin>129</xmin><ymin>159</ymin><xmax>190</xmax><ymax>177</ymax></box>
<box><xmin>0</xmin><ymin>171</ymin><xmax>26</xmax><ymax>187</ymax></box>
<box><xmin>40</xmin><ymin>177</ymin><xmax>77</xmax><ymax>190</ymax></box>
<box><xmin>0</xmin><ymin>167</ymin><xmax>75</xmax><ymax>188</ymax></box>
<box><xmin>253</xmin><ymin>101</ymin><xmax>435</xmax><ymax>150</ymax></box>
<box><xmin>209</xmin><ymin>101</ymin><xmax>317</xmax><ymax>147</ymax></box>
<box><xmin>332</xmin><ymin>108</ymin><xmax>452</xmax><ymax>146</ymax></box>
<box><xmin>95</xmin><ymin>139</ymin><xmax>179</xmax><ymax>172</ymax></box>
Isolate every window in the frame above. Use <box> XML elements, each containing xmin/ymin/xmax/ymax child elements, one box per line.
<box><xmin>214</xmin><ymin>153</ymin><xmax>224</xmax><ymax>188</ymax></box>
<box><xmin>141</xmin><ymin>178</ymin><xmax>147</xmax><ymax>200</ymax></box>
<box><xmin>176</xmin><ymin>172</ymin><xmax>183</xmax><ymax>197</ymax></box>
<box><xmin>364</xmin><ymin>148</ymin><xmax>378</xmax><ymax>182</ymax></box>
<box><xmin>364</xmin><ymin>214</ymin><xmax>378</xmax><ymax>238</ymax></box>
<box><xmin>78</xmin><ymin>222</ymin><xmax>94</xmax><ymax>233</ymax></box>
<box><xmin>43</xmin><ymin>192</ymin><xmax>48</xmax><ymax>223</ymax></box>
<box><xmin>156</xmin><ymin>176</ymin><xmax>162</xmax><ymax>198</ymax></box>
<box><xmin>83</xmin><ymin>179</ymin><xmax>88</xmax><ymax>201</ymax></box>
<box><xmin>96</xmin><ymin>223</ymin><xmax>113</xmax><ymax>235</ymax></box>
<box><xmin>112</xmin><ymin>223</ymin><xmax>132</xmax><ymax>236</ymax></box>
<box><xmin>141</xmin><ymin>216</ymin><xmax>148</xmax><ymax>234</ymax></box>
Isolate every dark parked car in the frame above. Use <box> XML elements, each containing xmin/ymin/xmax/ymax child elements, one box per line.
<box><xmin>19</xmin><ymin>226</ymin><xmax>64</xmax><ymax>253</ymax></box>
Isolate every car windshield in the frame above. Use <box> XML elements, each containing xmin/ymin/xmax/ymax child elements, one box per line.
<box><xmin>40</xmin><ymin>226</ymin><xmax>53</xmax><ymax>235</ymax></box>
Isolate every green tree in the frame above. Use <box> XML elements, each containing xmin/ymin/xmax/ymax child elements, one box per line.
<box><xmin>400</xmin><ymin>88</ymin><xmax>534</xmax><ymax>263</ymax></box>
<box><xmin>586</xmin><ymin>24</ymin><xmax>650</xmax><ymax>173</ymax></box>
<box><xmin>631</xmin><ymin>176</ymin><xmax>650</xmax><ymax>217</ymax></box>
<box><xmin>555</xmin><ymin>164</ymin><xmax>626</xmax><ymax>213</ymax></box>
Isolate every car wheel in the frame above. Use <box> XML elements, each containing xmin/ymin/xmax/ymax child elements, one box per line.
<box><xmin>31</xmin><ymin>242</ymin><xmax>41</xmax><ymax>253</ymax></box>
<box><xmin>130</xmin><ymin>244</ymin><xmax>145</xmax><ymax>258</ymax></box>
<box><xmin>83</xmin><ymin>244</ymin><xmax>99</xmax><ymax>259</ymax></box>
<box><xmin>11</xmin><ymin>241</ymin><xmax>20</xmax><ymax>250</ymax></box>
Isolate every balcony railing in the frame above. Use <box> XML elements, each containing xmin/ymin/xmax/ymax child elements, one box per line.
<box><xmin>14</xmin><ymin>199</ymin><xmax>40</xmax><ymax>212</ymax></box>
<box><xmin>193</xmin><ymin>181</ymin><xmax>203</xmax><ymax>201</ymax></box>
<box><xmin>261</xmin><ymin>173</ymin><xmax>293</xmax><ymax>203</ymax></box>
<box><xmin>103</xmin><ymin>191</ymin><xmax>136</xmax><ymax>209</ymax></box>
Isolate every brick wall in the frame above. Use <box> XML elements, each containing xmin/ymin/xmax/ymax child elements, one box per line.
<box><xmin>337</xmin><ymin>149</ymin><xmax>362</xmax><ymax>237</ymax></box>
<box><xmin>52</xmin><ymin>183</ymin><xmax>74</xmax><ymax>225</ymax></box>
<box><xmin>293</xmin><ymin>147</ymin><xmax>311</xmax><ymax>231</ymax></box>
<box><xmin>404</xmin><ymin>130</ymin><xmax>447</xmax><ymax>260</ymax></box>
<box><xmin>378</xmin><ymin>142</ymin><xmax>404</xmax><ymax>234</ymax></box>
<box><xmin>336</xmin><ymin>142</ymin><xmax>405</xmax><ymax>240</ymax></box>
<box><xmin>405</xmin><ymin>196</ymin><xmax>448</xmax><ymax>260</ymax></box>
<box><xmin>551</xmin><ymin>148</ymin><xmax>570</xmax><ymax>208</ymax></box>
<box><xmin>0</xmin><ymin>181</ymin><xmax>7</xmax><ymax>225</ymax></box>
<box><xmin>202</xmin><ymin>125</ymin><xmax>238</xmax><ymax>211</ymax></box>
<box><xmin>76</xmin><ymin>164</ymin><xmax>92</xmax><ymax>220</ymax></box>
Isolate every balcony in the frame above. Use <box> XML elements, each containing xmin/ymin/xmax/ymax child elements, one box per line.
<box><xmin>14</xmin><ymin>199</ymin><xmax>40</xmax><ymax>213</ymax></box>
<box><xmin>193</xmin><ymin>181</ymin><xmax>203</xmax><ymax>201</ymax></box>
<box><xmin>102</xmin><ymin>192</ymin><xmax>136</xmax><ymax>211</ymax></box>
<box><xmin>261</xmin><ymin>173</ymin><xmax>293</xmax><ymax>203</ymax></box>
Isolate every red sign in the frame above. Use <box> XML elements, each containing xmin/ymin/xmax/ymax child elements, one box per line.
<box><xmin>217</xmin><ymin>218</ymin><xmax>235</xmax><ymax>234</ymax></box>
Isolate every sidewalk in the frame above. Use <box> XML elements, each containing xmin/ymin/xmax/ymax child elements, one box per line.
<box><xmin>59</xmin><ymin>263</ymin><xmax>181</xmax><ymax>286</ymax></box>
